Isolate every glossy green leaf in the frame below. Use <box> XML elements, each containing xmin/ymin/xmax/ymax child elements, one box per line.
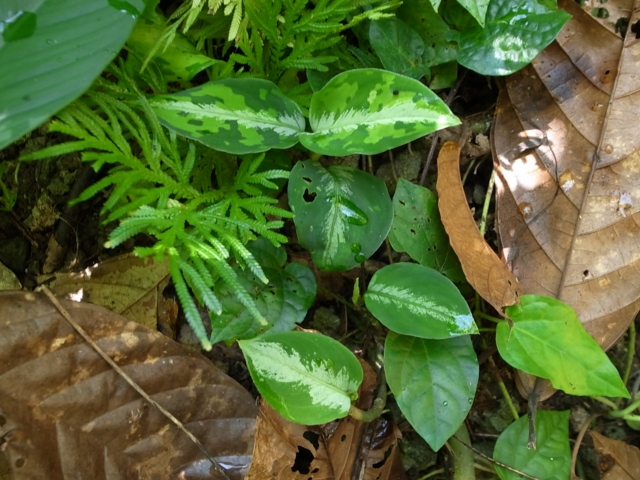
<box><xmin>211</xmin><ymin>239</ymin><xmax>316</xmax><ymax>344</ymax></box>
<box><xmin>457</xmin><ymin>0</ymin><xmax>571</xmax><ymax>75</ymax></box>
<box><xmin>126</xmin><ymin>10</ymin><xmax>216</xmax><ymax>82</ymax></box>
<box><xmin>288</xmin><ymin>161</ymin><xmax>393</xmax><ymax>271</ymax></box>
<box><xmin>498</xmin><ymin>295</ymin><xmax>629</xmax><ymax>398</ymax></box>
<box><xmin>456</xmin><ymin>0</ymin><xmax>490</xmax><ymax>26</ymax></box>
<box><xmin>494</xmin><ymin>411</ymin><xmax>571</xmax><ymax>480</ymax></box>
<box><xmin>397</xmin><ymin>0</ymin><xmax>459</xmax><ymax>67</ymax></box>
<box><xmin>239</xmin><ymin>331</ymin><xmax>363</xmax><ymax>425</ymax></box>
<box><xmin>389</xmin><ymin>179</ymin><xmax>464</xmax><ymax>283</ymax></box>
<box><xmin>364</xmin><ymin>263</ymin><xmax>477</xmax><ymax>338</ymax></box>
<box><xmin>385</xmin><ymin>332</ymin><xmax>478</xmax><ymax>451</ymax></box>
<box><xmin>149</xmin><ymin>78</ymin><xmax>306</xmax><ymax>154</ymax></box>
<box><xmin>298</xmin><ymin>69</ymin><xmax>460</xmax><ymax>156</ymax></box>
<box><xmin>369</xmin><ymin>18</ymin><xmax>431</xmax><ymax>80</ymax></box>
<box><xmin>0</xmin><ymin>0</ymin><xmax>146</xmax><ymax>150</ymax></box>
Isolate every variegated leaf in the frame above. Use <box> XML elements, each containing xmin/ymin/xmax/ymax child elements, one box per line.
<box><xmin>239</xmin><ymin>331</ymin><xmax>363</xmax><ymax>425</ymax></box>
<box><xmin>299</xmin><ymin>69</ymin><xmax>460</xmax><ymax>156</ymax></box>
<box><xmin>288</xmin><ymin>161</ymin><xmax>393</xmax><ymax>271</ymax></box>
<box><xmin>149</xmin><ymin>78</ymin><xmax>306</xmax><ymax>154</ymax></box>
<box><xmin>364</xmin><ymin>263</ymin><xmax>477</xmax><ymax>338</ymax></box>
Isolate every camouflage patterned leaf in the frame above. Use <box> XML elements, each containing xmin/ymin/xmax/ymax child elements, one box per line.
<box><xmin>150</xmin><ymin>78</ymin><xmax>306</xmax><ymax>154</ymax></box>
<box><xmin>298</xmin><ymin>69</ymin><xmax>460</xmax><ymax>156</ymax></box>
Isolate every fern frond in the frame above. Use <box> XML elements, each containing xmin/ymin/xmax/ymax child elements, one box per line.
<box><xmin>176</xmin><ymin>256</ymin><xmax>223</xmax><ymax>315</ymax></box>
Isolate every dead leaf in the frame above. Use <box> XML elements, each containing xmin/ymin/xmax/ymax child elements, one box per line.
<box><xmin>436</xmin><ymin>141</ymin><xmax>521</xmax><ymax>313</ymax></box>
<box><xmin>247</xmin><ymin>360</ymin><xmax>405</xmax><ymax>480</ymax></box>
<box><xmin>0</xmin><ymin>291</ymin><xmax>256</xmax><ymax>480</ymax></box>
<box><xmin>492</xmin><ymin>0</ymin><xmax>640</xmax><ymax>349</ymax></box>
<box><xmin>45</xmin><ymin>253</ymin><xmax>172</xmax><ymax>331</ymax></box>
<box><xmin>590</xmin><ymin>431</ymin><xmax>640</xmax><ymax>479</ymax></box>
<box><xmin>0</xmin><ymin>262</ymin><xmax>20</xmax><ymax>291</ymax></box>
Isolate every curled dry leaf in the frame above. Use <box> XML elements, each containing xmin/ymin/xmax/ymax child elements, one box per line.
<box><xmin>0</xmin><ymin>291</ymin><xmax>256</xmax><ymax>480</ymax></box>
<box><xmin>590</xmin><ymin>431</ymin><xmax>640</xmax><ymax>480</ymax></box>
<box><xmin>493</xmin><ymin>0</ymin><xmax>640</xmax><ymax>349</ymax></box>
<box><xmin>246</xmin><ymin>360</ymin><xmax>405</xmax><ymax>480</ymax></box>
<box><xmin>436</xmin><ymin>141</ymin><xmax>520</xmax><ymax>313</ymax></box>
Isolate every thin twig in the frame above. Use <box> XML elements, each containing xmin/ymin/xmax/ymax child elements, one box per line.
<box><xmin>571</xmin><ymin>413</ymin><xmax>600</xmax><ymax>479</ymax></box>
<box><xmin>37</xmin><ymin>286</ymin><xmax>230</xmax><ymax>480</ymax></box>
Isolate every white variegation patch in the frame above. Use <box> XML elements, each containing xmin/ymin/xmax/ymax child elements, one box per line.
<box><xmin>320</xmin><ymin>169</ymin><xmax>355</xmax><ymax>265</ymax></box>
<box><xmin>368</xmin><ymin>284</ymin><xmax>456</xmax><ymax>321</ymax></box>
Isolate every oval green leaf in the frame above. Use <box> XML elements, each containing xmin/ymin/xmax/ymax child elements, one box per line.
<box><xmin>365</xmin><ymin>263</ymin><xmax>477</xmax><ymax>338</ymax></box>
<box><xmin>288</xmin><ymin>161</ymin><xmax>393</xmax><ymax>271</ymax></box>
<box><xmin>0</xmin><ymin>0</ymin><xmax>146</xmax><ymax>149</ymax></box>
<box><xmin>384</xmin><ymin>332</ymin><xmax>478</xmax><ymax>451</ymax></box>
<box><xmin>498</xmin><ymin>295</ymin><xmax>629</xmax><ymax>398</ymax></box>
<box><xmin>149</xmin><ymin>78</ymin><xmax>306</xmax><ymax>154</ymax></box>
<box><xmin>494</xmin><ymin>410</ymin><xmax>571</xmax><ymax>480</ymax></box>
<box><xmin>457</xmin><ymin>0</ymin><xmax>571</xmax><ymax>75</ymax></box>
<box><xmin>389</xmin><ymin>178</ymin><xmax>464</xmax><ymax>283</ymax></box>
<box><xmin>298</xmin><ymin>69</ymin><xmax>460</xmax><ymax>156</ymax></box>
<box><xmin>239</xmin><ymin>331</ymin><xmax>363</xmax><ymax>425</ymax></box>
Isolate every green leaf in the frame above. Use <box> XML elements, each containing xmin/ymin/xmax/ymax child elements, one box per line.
<box><xmin>288</xmin><ymin>161</ymin><xmax>393</xmax><ymax>271</ymax></box>
<box><xmin>211</xmin><ymin>240</ymin><xmax>316</xmax><ymax>344</ymax></box>
<box><xmin>365</xmin><ymin>263</ymin><xmax>477</xmax><ymax>338</ymax></box>
<box><xmin>456</xmin><ymin>0</ymin><xmax>490</xmax><ymax>26</ymax></box>
<box><xmin>494</xmin><ymin>411</ymin><xmax>571</xmax><ymax>480</ymax></box>
<box><xmin>389</xmin><ymin>179</ymin><xmax>464</xmax><ymax>283</ymax></box>
<box><xmin>369</xmin><ymin>18</ymin><xmax>431</xmax><ymax>80</ymax></box>
<box><xmin>457</xmin><ymin>0</ymin><xmax>571</xmax><ymax>75</ymax></box>
<box><xmin>126</xmin><ymin>11</ymin><xmax>217</xmax><ymax>82</ymax></box>
<box><xmin>384</xmin><ymin>332</ymin><xmax>478</xmax><ymax>451</ymax></box>
<box><xmin>498</xmin><ymin>295</ymin><xmax>629</xmax><ymax>398</ymax></box>
<box><xmin>149</xmin><ymin>78</ymin><xmax>306</xmax><ymax>154</ymax></box>
<box><xmin>239</xmin><ymin>331</ymin><xmax>363</xmax><ymax>425</ymax></box>
<box><xmin>298</xmin><ymin>69</ymin><xmax>460</xmax><ymax>156</ymax></box>
<box><xmin>429</xmin><ymin>62</ymin><xmax>458</xmax><ymax>90</ymax></box>
<box><xmin>0</xmin><ymin>0</ymin><xmax>146</xmax><ymax>149</ymax></box>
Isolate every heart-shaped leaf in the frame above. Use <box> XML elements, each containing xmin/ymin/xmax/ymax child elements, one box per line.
<box><xmin>389</xmin><ymin>178</ymin><xmax>464</xmax><ymax>283</ymax></box>
<box><xmin>288</xmin><ymin>161</ymin><xmax>393</xmax><ymax>271</ymax></box>
<box><xmin>239</xmin><ymin>331</ymin><xmax>363</xmax><ymax>425</ymax></box>
<box><xmin>498</xmin><ymin>295</ymin><xmax>629</xmax><ymax>398</ymax></box>
<box><xmin>298</xmin><ymin>69</ymin><xmax>460</xmax><ymax>156</ymax></box>
<box><xmin>0</xmin><ymin>0</ymin><xmax>146</xmax><ymax>149</ymax></box>
<box><xmin>494</xmin><ymin>410</ymin><xmax>571</xmax><ymax>480</ymax></box>
<box><xmin>150</xmin><ymin>78</ymin><xmax>306</xmax><ymax>154</ymax></box>
<box><xmin>365</xmin><ymin>263</ymin><xmax>477</xmax><ymax>338</ymax></box>
<box><xmin>384</xmin><ymin>332</ymin><xmax>478</xmax><ymax>451</ymax></box>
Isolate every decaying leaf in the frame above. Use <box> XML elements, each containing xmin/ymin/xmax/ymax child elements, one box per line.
<box><xmin>436</xmin><ymin>141</ymin><xmax>520</xmax><ymax>313</ymax></box>
<box><xmin>492</xmin><ymin>0</ymin><xmax>640</xmax><ymax>349</ymax></box>
<box><xmin>45</xmin><ymin>253</ymin><xmax>172</xmax><ymax>331</ymax></box>
<box><xmin>590</xmin><ymin>431</ymin><xmax>640</xmax><ymax>480</ymax></box>
<box><xmin>0</xmin><ymin>291</ymin><xmax>256</xmax><ymax>479</ymax></box>
<box><xmin>0</xmin><ymin>262</ymin><xmax>20</xmax><ymax>291</ymax></box>
<box><xmin>246</xmin><ymin>360</ymin><xmax>405</xmax><ymax>480</ymax></box>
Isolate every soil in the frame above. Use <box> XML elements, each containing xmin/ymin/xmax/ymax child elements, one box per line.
<box><xmin>1</xmin><ymin>72</ymin><xmax>639</xmax><ymax>480</ymax></box>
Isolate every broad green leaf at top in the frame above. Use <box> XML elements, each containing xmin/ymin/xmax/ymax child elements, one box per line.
<box><xmin>239</xmin><ymin>331</ymin><xmax>363</xmax><ymax>425</ymax></box>
<box><xmin>149</xmin><ymin>78</ymin><xmax>306</xmax><ymax>154</ymax></box>
<box><xmin>0</xmin><ymin>0</ymin><xmax>146</xmax><ymax>150</ymax></box>
<box><xmin>494</xmin><ymin>411</ymin><xmax>571</xmax><ymax>480</ymax></box>
<box><xmin>365</xmin><ymin>263</ymin><xmax>477</xmax><ymax>338</ymax></box>
<box><xmin>498</xmin><ymin>295</ymin><xmax>629</xmax><ymax>398</ymax></box>
<box><xmin>299</xmin><ymin>69</ymin><xmax>460</xmax><ymax>156</ymax></box>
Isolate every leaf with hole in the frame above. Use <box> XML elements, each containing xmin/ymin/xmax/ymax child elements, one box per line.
<box><xmin>494</xmin><ymin>410</ymin><xmax>571</xmax><ymax>480</ymax></box>
<box><xmin>365</xmin><ymin>263</ymin><xmax>477</xmax><ymax>338</ymax></box>
<box><xmin>0</xmin><ymin>0</ymin><xmax>146</xmax><ymax>149</ymax></box>
<box><xmin>149</xmin><ymin>78</ymin><xmax>306</xmax><ymax>154</ymax></box>
<box><xmin>497</xmin><ymin>295</ymin><xmax>629</xmax><ymax>398</ymax></box>
<box><xmin>239</xmin><ymin>331</ymin><xmax>363</xmax><ymax>425</ymax></box>
<box><xmin>298</xmin><ymin>68</ymin><xmax>460</xmax><ymax>156</ymax></box>
<box><xmin>288</xmin><ymin>161</ymin><xmax>393</xmax><ymax>271</ymax></box>
<box><xmin>384</xmin><ymin>332</ymin><xmax>478</xmax><ymax>451</ymax></box>
<box><xmin>389</xmin><ymin>178</ymin><xmax>464</xmax><ymax>283</ymax></box>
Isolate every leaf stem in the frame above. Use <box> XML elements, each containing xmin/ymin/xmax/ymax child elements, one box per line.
<box><xmin>474</xmin><ymin>311</ymin><xmax>503</xmax><ymax>323</ymax></box>
<box><xmin>348</xmin><ymin>374</ymin><xmax>387</xmax><ymax>422</ymax></box>
<box><xmin>623</xmin><ymin>321</ymin><xmax>636</xmax><ymax>387</ymax></box>
<box><xmin>449</xmin><ymin>423</ymin><xmax>476</xmax><ymax>480</ymax></box>
<box><xmin>478</xmin><ymin>170</ymin><xmax>495</xmax><ymax>237</ymax></box>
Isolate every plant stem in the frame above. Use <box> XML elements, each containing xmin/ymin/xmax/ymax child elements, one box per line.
<box><xmin>449</xmin><ymin>423</ymin><xmax>476</xmax><ymax>480</ymax></box>
<box><xmin>474</xmin><ymin>311</ymin><xmax>503</xmax><ymax>323</ymax></box>
<box><xmin>478</xmin><ymin>170</ymin><xmax>495</xmax><ymax>237</ymax></box>
<box><xmin>623</xmin><ymin>321</ymin><xmax>636</xmax><ymax>387</ymax></box>
<box><xmin>349</xmin><ymin>375</ymin><xmax>387</xmax><ymax>422</ymax></box>
<box><xmin>488</xmin><ymin>356</ymin><xmax>520</xmax><ymax>422</ymax></box>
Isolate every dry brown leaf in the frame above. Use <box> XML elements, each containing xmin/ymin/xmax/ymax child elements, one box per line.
<box><xmin>492</xmin><ymin>0</ymin><xmax>640</xmax><ymax>349</ymax></box>
<box><xmin>246</xmin><ymin>361</ymin><xmax>405</xmax><ymax>480</ymax></box>
<box><xmin>0</xmin><ymin>291</ymin><xmax>256</xmax><ymax>480</ymax></box>
<box><xmin>0</xmin><ymin>262</ymin><xmax>20</xmax><ymax>291</ymax></box>
<box><xmin>436</xmin><ymin>140</ymin><xmax>521</xmax><ymax>313</ymax></box>
<box><xmin>590</xmin><ymin>431</ymin><xmax>640</xmax><ymax>479</ymax></box>
<box><xmin>45</xmin><ymin>253</ymin><xmax>172</xmax><ymax>331</ymax></box>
